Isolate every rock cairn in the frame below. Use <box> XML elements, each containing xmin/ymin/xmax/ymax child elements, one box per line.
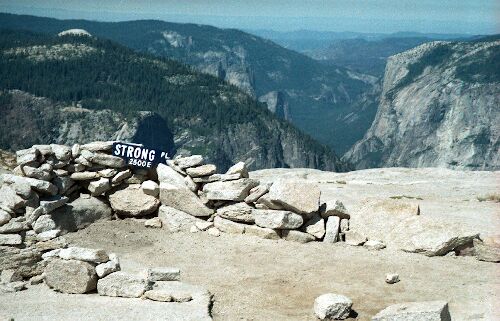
<box><xmin>1</xmin><ymin>141</ymin><xmax>353</xmax><ymax>247</ymax></box>
<box><xmin>0</xmin><ymin>141</ymin><xmax>358</xmax><ymax>295</ymax></box>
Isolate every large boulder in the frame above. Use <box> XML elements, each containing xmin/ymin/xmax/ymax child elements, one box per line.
<box><xmin>109</xmin><ymin>186</ymin><xmax>160</xmax><ymax>217</ymax></box>
<box><xmin>253</xmin><ymin>209</ymin><xmax>303</xmax><ymax>229</ymax></box>
<box><xmin>268</xmin><ymin>180</ymin><xmax>320</xmax><ymax>215</ymax></box>
<box><xmin>51</xmin><ymin>196</ymin><xmax>112</xmax><ymax>233</ymax></box>
<box><xmin>313</xmin><ymin>293</ymin><xmax>353</xmax><ymax>320</ymax></box>
<box><xmin>372</xmin><ymin>301</ymin><xmax>451</xmax><ymax>321</ymax></box>
<box><xmin>203</xmin><ymin>179</ymin><xmax>259</xmax><ymax>202</ymax></box>
<box><xmin>159</xmin><ymin>183</ymin><xmax>212</xmax><ymax>217</ymax></box>
<box><xmin>44</xmin><ymin>259</ymin><xmax>98</xmax><ymax>294</ymax></box>
<box><xmin>97</xmin><ymin>272</ymin><xmax>149</xmax><ymax>298</ymax></box>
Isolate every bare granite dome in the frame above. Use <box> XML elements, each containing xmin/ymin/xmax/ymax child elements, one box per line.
<box><xmin>57</xmin><ymin>29</ymin><xmax>92</xmax><ymax>37</ymax></box>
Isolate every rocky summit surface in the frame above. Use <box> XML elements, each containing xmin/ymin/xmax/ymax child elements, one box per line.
<box><xmin>345</xmin><ymin>37</ymin><xmax>500</xmax><ymax>170</ymax></box>
<box><xmin>0</xmin><ymin>142</ymin><xmax>498</xmax><ymax>320</ymax></box>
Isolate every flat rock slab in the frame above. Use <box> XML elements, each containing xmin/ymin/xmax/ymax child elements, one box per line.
<box><xmin>45</xmin><ymin>259</ymin><xmax>97</xmax><ymax>294</ymax></box>
<box><xmin>372</xmin><ymin>301</ymin><xmax>451</xmax><ymax>321</ymax></box>
<box><xmin>109</xmin><ymin>186</ymin><xmax>160</xmax><ymax>217</ymax></box>
<box><xmin>158</xmin><ymin>206</ymin><xmax>207</xmax><ymax>232</ymax></box>
<box><xmin>97</xmin><ymin>272</ymin><xmax>149</xmax><ymax>298</ymax></box>
<box><xmin>2</xmin><ymin>174</ymin><xmax>57</xmax><ymax>195</ymax></box>
<box><xmin>59</xmin><ymin>247</ymin><xmax>109</xmax><ymax>263</ymax></box>
<box><xmin>159</xmin><ymin>183</ymin><xmax>213</xmax><ymax>217</ymax></box>
<box><xmin>216</xmin><ymin>203</ymin><xmax>254</xmax><ymax>223</ymax></box>
<box><xmin>253</xmin><ymin>209</ymin><xmax>303</xmax><ymax>229</ymax></box>
<box><xmin>203</xmin><ymin>179</ymin><xmax>258</xmax><ymax>201</ymax></box>
<box><xmin>0</xmin><ymin>283</ymin><xmax>212</xmax><ymax>321</ymax></box>
<box><xmin>268</xmin><ymin>180</ymin><xmax>320</xmax><ymax>215</ymax></box>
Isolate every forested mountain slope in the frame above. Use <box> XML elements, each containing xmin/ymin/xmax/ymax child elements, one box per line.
<box><xmin>0</xmin><ymin>30</ymin><xmax>348</xmax><ymax>171</ymax></box>
<box><xmin>0</xmin><ymin>12</ymin><xmax>377</xmax><ymax>155</ymax></box>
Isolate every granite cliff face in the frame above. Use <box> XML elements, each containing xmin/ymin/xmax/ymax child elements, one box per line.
<box><xmin>344</xmin><ymin>37</ymin><xmax>500</xmax><ymax>170</ymax></box>
<box><xmin>0</xmin><ymin>90</ymin><xmax>176</xmax><ymax>155</ymax></box>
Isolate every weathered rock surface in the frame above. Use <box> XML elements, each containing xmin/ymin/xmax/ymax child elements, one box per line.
<box><xmin>186</xmin><ymin>164</ymin><xmax>216</xmax><ymax>177</ymax></box>
<box><xmin>281</xmin><ymin>230</ymin><xmax>315</xmax><ymax>243</ymax></box>
<box><xmin>313</xmin><ymin>293</ymin><xmax>353</xmax><ymax>320</ymax></box>
<box><xmin>158</xmin><ymin>206</ymin><xmax>206</xmax><ymax>232</ymax></box>
<box><xmin>0</xmin><ymin>234</ymin><xmax>22</xmax><ymax>245</ymax></box>
<box><xmin>0</xmin><ymin>246</ymin><xmax>43</xmax><ymax>278</ymax></box>
<box><xmin>226</xmin><ymin>162</ymin><xmax>249</xmax><ymax>178</ymax></box>
<box><xmin>253</xmin><ymin>209</ymin><xmax>303</xmax><ymax>229</ymax></box>
<box><xmin>244</xmin><ymin>184</ymin><xmax>270</xmax><ymax>203</ymax></box>
<box><xmin>88</xmin><ymin>178</ymin><xmax>111</xmax><ymax>196</ymax></box>
<box><xmin>141</xmin><ymin>180</ymin><xmax>159</xmax><ymax>197</ymax></box>
<box><xmin>44</xmin><ymin>259</ymin><xmax>97</xmax><ymax>294</ymax></box>
<box><xmin>51</xmin><ymin>196</ymin><xmax>112</xmax><ymax>233</ymax></box>
<box><xmin>203</xmin><ymin>178</ymin><xmax>258</xmax><ymax>201</ymax></box>
<box><xmin>95</xmin><ymin>254</ymin><xmax>120</xmax><ymax>278</ymax></box>
<box><xmin>372</xmin><ymin>301</ymin><xmax>451</xmax><ymax>321</ymax></box>
<box><xmin>321</xmin><ymin>199</ymin><xmax>350</xmax><ymax>219</ymax></box>
<box><xmin>90</xmin><ymin>153</ymin><xmax>125</xmax><ymax>168</ymax></box>
<box><xmin>159</xmin><ymin>183</ymin><xmax>213</xmax><ymax>217</ymax></box>
<box><xmin>323</xmin><ymin>216</ymin><xmax>340</xmax><ymax>243</ymax></box>
<box><xmin>474</xmin><ymin>238</ymin><xmax>500</xmax><ymax>263</ymax></box>
<box><xmin>344</xmin><ymin>230</ymin><xmax>367</xmax><ymax>246</ymax></box>
<box><xmin>216</xmin><ymin>202</ymin><xmax>254</xmax><ymax>223</ymax></box>
<box><xmin>175</xmin><ymin>155</ymin><xmax>204</xmax><ymax>169</ymax></box>
<box><xmin>152</xmin><ymin>281</ymin><xmax>211</xmax><ymax>306</ymax></box>
<box><xmin>385</xmin><ymin>273</ymin><xmax>400</xmax><ymax>284</ymax></box>
<box><xmin>214</xmin><ymin>216</ymin><xmax>246</xmax><ymax>234</ymax></box>
<box><xmin>302</xmin><ymin>213</ymin><xmax>325</xmax><ymax>239</ymax></box>
<box><xmin>143</xmin><ymin>267</ymin><xmax>180</xmax><ymax>282</ymax></box>
<box><xmin>97</xmin><ymin>272</ymin><xmax>149</xmax><ymax>298</ymax></box>
<box><xmin>244</xmin><ymin>225</ymin><xmax>280</xmax><ymax>240</ymax></box>
<box><xmin>109</xmin><ymin>186</ymin><xmax>160</xmax><ymax>217</ymax></box>
<box><xmin>58</xmin><ymin>247</ymin><xmax>109</xmax><ymax>263</ymax></box>
<box><xmin>268</xmin><ymin>180</ymin><xmax>320</xmax><ymax>215</ymax></box>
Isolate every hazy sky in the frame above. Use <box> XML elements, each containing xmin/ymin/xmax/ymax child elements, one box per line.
<box><xmin>1</xmin><ymin>0</ymin><xmax>498</xmax><ymax>34</ymax></box>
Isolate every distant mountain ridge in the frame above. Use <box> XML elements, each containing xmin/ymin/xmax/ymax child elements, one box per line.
<box><xmin>0</xmin><ymin>12</ymin><xmax>377</xmax><ymax>155</ymax></box>
<box><xmin>0</xmin><ymin>29</ymin><xmax>348</xmax><ymax>172</ymax></box>
<box><xmin>344</xmin><ymin>37</ymin><xmax>500</xmax><ymax>170</ymax></box>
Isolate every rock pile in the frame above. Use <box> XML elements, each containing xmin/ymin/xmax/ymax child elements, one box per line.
<box><xmin>42</xmin><ymin>245</ymin><xmax>211</xmax><ymax>307</ymax></box>
<box><xmin>156</xmin><ymin>157</ymin><xmax>357</xmax><ymax>245</ymax></box>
